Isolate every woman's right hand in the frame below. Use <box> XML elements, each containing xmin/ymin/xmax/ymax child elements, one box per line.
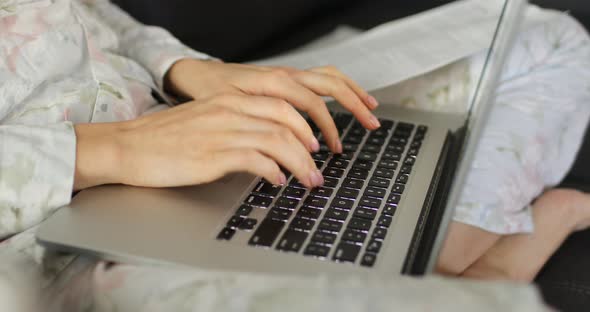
<box><xmin>73</xmin><ymin>94</ymin><xmax>325</xmax><ymax>191</ymax></box>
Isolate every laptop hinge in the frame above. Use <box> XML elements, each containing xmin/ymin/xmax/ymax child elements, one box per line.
<box><xmin>401</xmin><ymin>129</ymin><xmax>457</xmax><ymax>275</ymax></box>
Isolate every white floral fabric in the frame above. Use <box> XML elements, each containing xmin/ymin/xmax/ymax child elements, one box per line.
<box><xmin>381</xmin><ymin>11</ymin><xmax>590</xmax><ymax>233</ymax></box>
<box><xmin>0</xmin><ymin>0</ymin><xmax>589</xmax><ymax>311</ymax></box>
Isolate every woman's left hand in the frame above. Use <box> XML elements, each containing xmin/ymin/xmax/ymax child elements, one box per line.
<box><xmin>164</xmin><ymin>59</ymin><xmax>381</xmax><ymax>153</ymax></box>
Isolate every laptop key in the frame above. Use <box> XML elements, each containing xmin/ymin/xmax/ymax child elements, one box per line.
<box><xmin>268</xmin><ymin>207</ymin><xmax>292</xmax><ymax>221</ymax></box>
<box><xmin>364</xmin><ymin>187</ymin><xmax>386</xmax><ymax>199</ymax></box>
<box><xmin>392</xmin><ymin>184</ymin><xmax>405</xmax><ymax>194</ymax></box>
<box><xmin>379</xmin><ymin>120</ymin><xmax>394</xmax><ymax>130</ymax></box>
<box><xmin>323</xmin><ymin>167</ymin><xmax>345</xmax><ymax>178</ymax></box>
<box><xmin>253</xmin><ymin>182</ymin><xmax>282</xmax><ymax>197</ymax></box>
<box><xmin>298</xmin><ymin>206</ymin><xmax>322</xmax><ymax>219</ymax></box>
<box><xmin>404</xmin><ymin>156</ymin><xmax>416</xmax><ymax>166</ymax></box>
<box><xmin>217</xmin><ymin>227</ymin><xmax>236</xmax><ymax>240</ymax></box>
<box><xmin>304</xmin><ymin>196</ymin><xmax>328</xmax><ymax>208</ymax></box>
<box><xmin>381</xmin><ymin>152</ymin><xmax>402</xmax><ymax>161</ymax></box>
<box><xmin>331</xmin><ymin>198</ymin><xmax>354</xmax><ymax>210</ymax></box>
<box><xmin>236</xmin><ymin>204</ymin><xmax>253</xmax><ymax>216</ymax></box>
<box><xmin>343</xmin><ymin>135</ymin><xmax>363</xmax><ymax>144</ymax></box>
<box><xmin>342</xmin><ymin>143</ymin><xmax>358</xmax><ymax>152</ymax></box>
<box><xmin>325</xmin><ymin>208</ymin><xmax>349</xmax><ymax>221</ymax></box>
<box><xmin>289</xmin><ymin>179</ymin><xmax>305</xmax><ymax>188</ymax></box>
<box><xmin>314</xmin><ymin>160</ymin><xmax>325</xmax><ymax>169</ymax></box>
<box><xmin>361</xmin><ymin>253</ymin><xmax>377</xmax><ymax>267</ymax></box>
<box><xmin>388</xmin><ymin>194</ymin><xmax>401</xmax><ymax>204</ymax></box>
<box><xmin>328</xmin><ymin>159</ymin><xmax>349</xmax><ymax>169</ymax></box>
<box><xmin>311</xmin><ymin>187</ymin><xmax>333</xmax><ymax>198</ymax></box>
<box><xmin>324</xmin><ymin>177</ymin><xmax>339</xmax><ymax>188</ymax></box>
<box><xmin>311</xmin><ymin>231</ymin><xmax>337</xmax><ymax>245</ymax></box>
<box><xmin>382</xmin><ymin>205</ymin><xmax>397</xmax><ymax>216</ymax></box>
<box><xmin>333</xmin><ymin>243</ymin><xmax>361</xmax><ymax>263</ymax></box>
<box><xmin>276</xmin><ymin>230</ymin><xmax>308</xmax><ymax>252</ymax></box>
<box><xmin>358</xmin><ymin>152</ymin><xmax>377</xmax><ymax>162</ymax></box>
<box><xmin>290</xmin><ymin>217</ymin><xmax>315</xmax><ymax>231</ymax></box>
<box><xmin>304</xmin><ymin>244</ymin><xmax>330</xmax><ymax>258</ymax></box>
<box><xmin>389</xmin><ymin>137</ymin><xmax>408</xmax><ymax>146</ymax></box>
<box><xmin>377</xmin><ymin>215</ymin><xmax>393</xmax><ymax>228</ymax></box>
<box><xmin>249</xmin><ymin>218</ymin><xmax>285</xmax><ymax>247</ymax></box>
<box><xmin>362</xmin><ymin>144</ymin><xmax>381</xmax><ymax>153</ymax></box>
<box><xmin>366</xmin><ymin>239</ymin><xmax>383</xmax><ymax>253</ymax></box>
<box><xmin>337</xmin><ymin>187</ymin><xmax>359</xmax><ymax>199</ymax></box>
<box><xmin>396</xmin><ymin>174</ymin><xmax>409</xmax><ymax>184</ymax></box>
<box><xmin>318</xmin><ymin>219</ymin><xmax>344</xmax><ymax>233</ymax></box>
<box><xmin>366</xmin><ymin>136</ymin><xmax>385</xmax><ymax>146</ymax></box>
<box><xmin>348</xmin><ymin>167</ymin><xmax>369</xmax><ymax>180</ymax></box>
<box><xmin>245</xmin><ymin>195</ymin><xmax>272</xmax><ymax>208</ymax></box>
<box><xmin>372</xmin><ymin>227</ymin><xmax>388</xmax><ymax>240</ymax></box>
<box><xmin>239</xmin><ymin>218</ymin><xmax>258</xmax><ymax>230</ymax></box>
<box><xmin>342</xmin><ymin>229</ymin><xmax>367</xmax><ymax>243</ymax></box>
<box><xmin>385</xmin><ymin>144</ymin><xmax>405</xmax><ymax>153</ymax></box>
<box><xmin>283</xmin><ymin>186</ymin><xmax>306</xmax><ymax>199</ymax></box>
<box><xmin>407</xmin><ymin>148</ymin><xmax>419</xmax><ymax>157</ymax></box>
<box><xmin>312</xmin><ymin>152</ymin><xmax>330</xmax><ymax>161</ymax></box>
<box><xmin>348</xmin><ymin>217</ymin><xmax>372</xmax><ymax>231</ymax></box>
<box><xmin>353</xmin><ymin>159</ymin><xmax>373</xmax><ymax>170</ymax></box>
<box><xmin>368</xmin><ymin>177</ymin><xmax>390</xmax><ymax>189</ymax></box>
<box><xmin>276</xmin><ymin>196</ymin><xmax>299</xmax><ymax>210</ymax></box>
<box><xmin>333</xmin><ymin>152</ymin><xmax>354</xmax><ymax>160</ymax></box>
<box><xmin>378</xmin><ymin>160</ymin><xmax>398</xmax><ymax>170</ymax></box>
<box><xmin>354</xmin><ymin>207</ymin><xmax>377</xmax><ymax>220</ymax></box>
<box><xmin>359</xmin><ymin>196</ymin><xmax>382</xmax><ymax>209</ymax></box>
<box><xmin>370</xmin><ymin>128</ymin><xmax>390</xmax><ymax>138</ymax></box>
<box><xmin>400</xmin><ymin>165</ymin><xmax>412</xmax><ymax>175</ymax></box>
<box><xmin>227</xmin><ymin>216</ymin><xmax>245</xmax><ymax>228</ymax></box>
<box><xmin>342</xmin><ymin>178</ymin><xmax>364</xmax><ymax>190</ymax></box>
<box><xmin>373</xmin><ymin>168</ymin><xmax>394</xmax><ymax>179</ymax></box>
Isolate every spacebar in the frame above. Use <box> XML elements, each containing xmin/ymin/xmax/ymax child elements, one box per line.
<box><xmin>248</xmin><ymin>218</ymin><xmax>285</xmax><ymax>247</ymax></box>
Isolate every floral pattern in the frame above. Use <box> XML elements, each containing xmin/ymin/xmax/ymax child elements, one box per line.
<box><xmin>0</xmin><ymin>0</ymin><xmax>588</xmax><ymax>311</ymax></box>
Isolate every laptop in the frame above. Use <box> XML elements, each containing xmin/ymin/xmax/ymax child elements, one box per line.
<box><xmin>37</xmin><ymin>0</ymin><xmax>525</xmax><ymax>276</ymax></box>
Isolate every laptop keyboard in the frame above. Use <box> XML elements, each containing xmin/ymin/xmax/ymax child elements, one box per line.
<box><xmin>216</xmin><ymin>112</ymin><xmax>427</xmax><ymax>268</ymax></box>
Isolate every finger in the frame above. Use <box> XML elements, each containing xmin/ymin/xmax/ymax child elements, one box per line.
<box><xmin>213</xmin><ymin>127</ymin><xmax>323</xmax><ymax>188</ymax></box>
<box><xmin>290</xmin><ymin>70</ymin><xmax>381</xmax><ymax>130</ymax></box>
<box><xmin>213</xmin><ymin>149</ymin><xmax>287</xmax><ymax>185</ymax></box>
<box><xmin>308</xmin><ymin>66</ymin><xmax>379</xmax><ymax>110</ymax></box>
<box><xmin>254</xmin><ymin>69</ymin><xmax>342</xmax><ymax>153</ymax></box>
<box><xmin>212</xmin><ymin>94</ymin><xmax>319</xmax><ymax>152</ymax></box>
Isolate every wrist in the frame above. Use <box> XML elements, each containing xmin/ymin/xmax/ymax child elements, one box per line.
<box><xmin>73</xmin><ymin>122</ymin><xmax>125</xmax><ymax>191</ymax></box>
<box><xmin>164</xmin><ymin>58</ymin><xmax>221</xmax><ymax>100</ymax></box>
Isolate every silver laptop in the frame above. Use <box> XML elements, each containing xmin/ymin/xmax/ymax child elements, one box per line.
<box><xmin>37</xmin><ymin>0</ymin><xmax>525</xmax><ymax>276</ymax></box>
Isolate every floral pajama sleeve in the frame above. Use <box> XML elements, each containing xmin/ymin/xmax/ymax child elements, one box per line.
<box><xmin>0</xmin><ymin>0</ymin><xmax>588</xmax><ymax>311</ymax></box>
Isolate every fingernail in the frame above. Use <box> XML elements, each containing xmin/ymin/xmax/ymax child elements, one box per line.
<box><xmin>278</xmin><ymin>172</ymin><xmax>287</xmax><ymax>185</ymax></box>
<box><xmin>309</xmin><ymin>169</ymin><xmax>324</xmax><ymax>187</ymax></box>
<box><xmin>310</xmin><ymin>137</ymin><xmax>320</xmax><ymax>152</ymax></box>
<box><xmin>367</xmin><ymin>95</ymin><xmax>379</xmax><ymax>109</ymax></box>
<box><xmin>369</xmin><ymin>115</ymin><xmax>381</xmax><ymax>128</ymax></box>
<box><xmin>335</xmin><ymin>140</ymin><xmax>343</xmax><ymax>154</ymax></box>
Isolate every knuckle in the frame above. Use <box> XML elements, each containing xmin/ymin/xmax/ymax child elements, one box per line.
<box><xmin>276</xmin><ymin>126</ymin><xmax>293</xmax><ymax>140</ymax></box>
<box><xmin>268</xmin><ymin>68</ymin><xmax>291</xmax><ymax>81</ymax></box>
<box><xmin>275</xmin><ymin>100</ymin><xmax>295</xmax><ymax>116</ymax></box>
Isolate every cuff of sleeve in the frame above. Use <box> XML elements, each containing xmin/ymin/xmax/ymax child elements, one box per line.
<box><xmin>152</xmin><ymin>49</ymin><xmax>217</xmax><ymax>92</ymax></box>
<box><xmin>0</xmin><ymin>122</ymin><xmax>76</xmax><ymax>237</ymax></box>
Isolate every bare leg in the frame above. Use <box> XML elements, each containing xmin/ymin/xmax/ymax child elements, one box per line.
<box><xmin>436</xmin><ymin>222</ymin><xmax>500</xmax><ymax>275</ymax></box>
<box><xmin>461</xmin><ymin>189</ymin><xmax>590</xmax><ymax>282</ymax></box>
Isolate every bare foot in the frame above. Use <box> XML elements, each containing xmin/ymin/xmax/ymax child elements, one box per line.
<box><xmin>534</xmin><ymin>188</ymin><xmax>590</xmax><ymax>232</ymax></box>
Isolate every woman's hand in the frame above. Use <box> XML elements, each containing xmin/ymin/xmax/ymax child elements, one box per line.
<box><xmin>165</xmin><ymin>59</ymin><xmax>381</xmax><ymax>153</ymax></box>
<box><xmin>74</xmin><ymin>94</ymin><xmax>327</xmax><ymax>191</ymax></box>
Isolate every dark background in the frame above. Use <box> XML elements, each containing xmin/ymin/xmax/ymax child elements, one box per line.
<box><xmin>112</xmin><ymin>1</ymin><xmax>590</xmax><ymax>310</ymax></box>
